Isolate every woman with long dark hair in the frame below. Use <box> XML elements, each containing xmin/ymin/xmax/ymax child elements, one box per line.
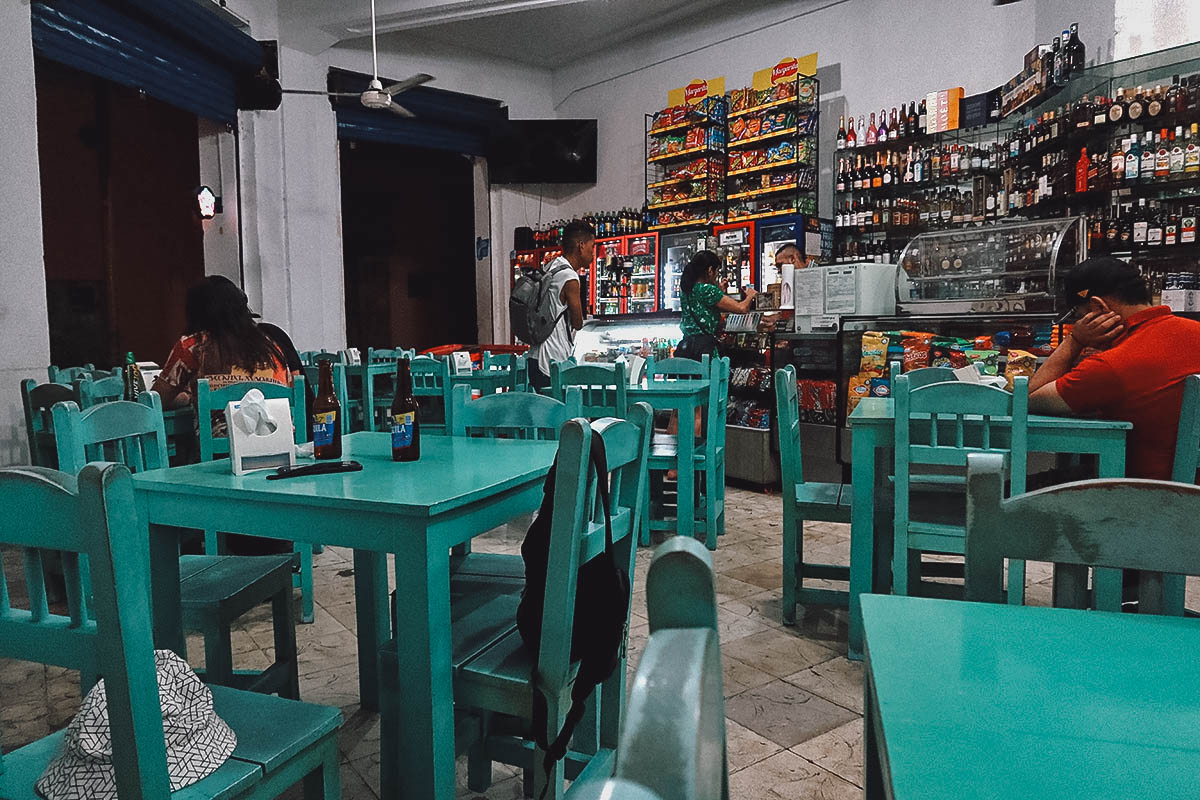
<box><xmin>154</xmin><ymin>276</ymin><xmax>292</xmax><ymax>409</ymax></box>
<box><xmin>675</xmin><ymin>250</ymin><xmax>757</xmax><ymax>360</ymax></box>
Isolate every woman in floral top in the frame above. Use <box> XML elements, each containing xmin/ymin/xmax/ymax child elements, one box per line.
<box><xmin>676</xmin><ymin>250</ymin><xmax>757</xmax><ymax>360</ymax></box>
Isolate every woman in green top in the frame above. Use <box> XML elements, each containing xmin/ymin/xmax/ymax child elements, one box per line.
<box><xmin>676</xmin><ymin>250</ymin><xmax>758</xmax><ymax>360</ymax></box>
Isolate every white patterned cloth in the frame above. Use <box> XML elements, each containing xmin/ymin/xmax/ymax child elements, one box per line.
<box><xmin>36</xmin><ymin>649</ymin><xmax>237</xmax><ymax>800</ymax></box>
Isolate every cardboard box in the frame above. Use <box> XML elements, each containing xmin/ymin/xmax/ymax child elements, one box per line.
<box><xmin>1162</xmin><ymin>289</ymin><xmax>1188</xmax><ymax>312</ymax></box>
<box><xmin>925</xmin><ymin>88</ymin><xmax>964</xmax><ymax>132</ymax></box>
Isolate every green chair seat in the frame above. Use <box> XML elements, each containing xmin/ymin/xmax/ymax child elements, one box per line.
<box><xmin>455</xmin><ymin>628</ymin><xmax>579</xmax><ymax>718</ymax></box>
<box><xmin>209</xmin><ymin>686</ymin><xmax>342</xmax><ymax>773</ymax></box>
<box><xmin>795</xmin><ymin>481</ymin><xmax>851</xmax><ymax>516</ymax></box>
<box><xmin>179</xmin><ymin>554</ymin><xmax>296</xmax><ymax>610</ymax></box>
<box><xmin>0</xmin><ymin>731</ymin><xmax>263</xmax><ymax>800</ymax></box>
<box><xmin>449</xmin><ymin>552</ymin><xmax>526</xmax><ymax>583</ymax></box>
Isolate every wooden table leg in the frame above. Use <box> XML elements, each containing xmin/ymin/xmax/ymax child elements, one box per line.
<box><xmin>863</xmin><ymin>664</ymin><xmax>887</xmax><ymax>799</ymax></box>
<box><xmin>848</xmin><ymin>426</ymin><xmax>878</xmax><ymax>661</ymax></box>
<box><xmin>1093</xmin><ymin>438</ymin><xmax>1127</xmax><ymax>611</ymax></box>
<box><xmin>353</xmin><ymin>549</ymin><xmax>389</xmax><ymax>712</ymax></box>
<box><xmin>387</xmin><ymin>536</ymin><xmax>454</xmax><ymax>800</ymax></box>
<box><xmin>147</xmin><ymin>519</ymin><xmax>186</xmax><ymax>657</ymax></box>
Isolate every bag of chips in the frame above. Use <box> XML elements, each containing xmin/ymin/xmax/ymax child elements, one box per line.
<box><xmin>963</xmin><ymin>349</ymin><xmax>1001</xmax><ymax>376</ymax></box>
<box><xmin>860</xmin><ymin>332</ymin><xmax>890</xmax><ymax>376</ymax></box>
<box><xmin>847</xmin><ymin>374</ymin><xmax>872</xmax><ymax>415</ymax></box>
<box><xmin>1004</xmin><ymin>349</ymin><xmax>1038</xmax><ymax>391</ymax></box>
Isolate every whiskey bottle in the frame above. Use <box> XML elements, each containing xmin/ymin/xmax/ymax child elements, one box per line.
<box><xmin>1170</xmin><ymin>127</ymin><xmax>1185</xmax><ymax>179</ymax></box>
<box><xmin>1154</xmin><ymin>129</ymin><xmax>1171</xmax><ymax>180</ymax></box>
<box><xmin>1185</xmin><ymin>124</ymin><xmax>1199</xmax><ymax>174</ymax></box>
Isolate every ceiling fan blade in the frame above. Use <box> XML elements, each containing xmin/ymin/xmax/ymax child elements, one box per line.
<box><xmin>280</xmin><ymin>89</ymin><xmax>363</xmax><ymax>98</ymax></box>
<box><xmin>389</xmin><ymin>102</ymin><xmax>415</xmax><ymax>118</ymax></box>
<box><xmin>383</xmin><ymin>73</ymin><xmax>434</xmax><ymax>96</ymax></box>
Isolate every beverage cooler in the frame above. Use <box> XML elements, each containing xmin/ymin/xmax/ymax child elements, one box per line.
<box><xmin>712</xmin><ymin>222</ymin><xmax>756</xmax><ymax>298</ymax></box>
<box><xmin>659</xmin><ymin>228</ymin><xmax>716</xmax><ymax>311</ymax></box>
<box><xmin>591</xmin><ymin>233</ymin><xmax>660</xmax><ymax>316</ymax></box>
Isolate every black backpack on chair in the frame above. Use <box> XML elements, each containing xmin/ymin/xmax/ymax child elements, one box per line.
<box><xmin>516</xmin><ymin>430</ymin><xmax>630</xmax><ymax>797</ymax></box>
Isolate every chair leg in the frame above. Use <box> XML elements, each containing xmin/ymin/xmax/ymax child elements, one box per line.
<box><xmin>271</xmin><ymin>583</ymin><xmax>300</xmax><ymax>700</ymax></box>
<box><xmin>703</xmin><ymin>468</ymin><xmax>718</xmax><ymax>552</ymax></box>
<box><xmin>638</xmin><ymin>468</ymin><xmax>651</xmax><ymax>546</ymax></box>
<box><xmin>1006</xmin><ymin>558</ymin><xmax>1026</xmax><ymax>605</ymax></box>
<box><xmin>303</xmin><ymin>738</ymin><xmax>342</xmax><ymax>800</ymax></box>
<box><xmin>204</xmin><ymin>528</ymin><xmax>220</xmax><ymax>555</ymax></box>
<box><xmin>203</xmin><ymin>621</ymin><xmax>235</xmax><ymax>688</ymax></box>
<box><xmin>782</xmin><ymin>507</ymin><xmax>799</xmax><ymax>626</ymax></box>
<box><xmin>533</xmin><ymin>700</ymin><xmax>567</xmax><ymax>800</ymax></box>
<box><xmin>298</xmin><ymin>544</ymin><xmax>315</xmax><ymax>624</ymax></box>
<box><xmin>716</xmin><ymin>459</ymin><xmax>726</xmax><ymax>536</ymax></box>
<box><xmin>466</xmin><ymin>717</ymin><xmax>493</xmax><ymax>793</ymax></box>
<box><xmin>379</xmin><ymin>656</ymin><xmax>400</xmax><ymax>800</ymax></box>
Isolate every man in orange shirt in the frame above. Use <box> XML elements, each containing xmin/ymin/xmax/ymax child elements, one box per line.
<box><xmin>1028</xmin><ymin>256</ymin><xmax>1200</xmax><ymax>481</ymax></box>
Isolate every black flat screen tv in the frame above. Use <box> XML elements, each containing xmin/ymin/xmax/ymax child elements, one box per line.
<box><xmin>489</xmin><ymin>119</ymin><xmax>597</xmax><ymax>184</ymax></box>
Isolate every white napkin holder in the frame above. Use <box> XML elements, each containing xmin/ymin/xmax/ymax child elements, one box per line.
<box><xmin>451</xmin><ymin>351</ymin><xmax>474</xmax><ymax>376</ymax></box>
<box><xmin>224</xmin><ymin>391</ymin><xmax>296</xmax><ymax>475</ymax></box>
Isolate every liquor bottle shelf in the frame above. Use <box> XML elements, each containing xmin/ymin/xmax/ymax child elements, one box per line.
<box><xmin>835</xmin><ymin>170</ymin><xmax>1001</xmax><ymax>196</ymax></box>
<box><xmin>727</xmin><ymin>207</ymin><xmax>799</xmax><ymax>223</ymax></box>
<box><xmin>648</xmin><ymin>217</ymin><xmax>721</xmax><ymax>232</ymax></box>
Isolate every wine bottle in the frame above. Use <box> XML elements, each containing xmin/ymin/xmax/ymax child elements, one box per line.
<box><xmin>1066</xmin><ymin>22</ymin><xmax>1085</xmax><ymax>74</ymax></box>
<box><xmin>846</xmin><ymin>116</ymin><xmax>857</xmax><ymax>148</ymax></box>
<box><xmin>836</xmin><ymin>115</ymin><xmax>847</xmax><ymax>149</ymax></box>
<box><xmin>1140</xmin><ymin>130</ymin><xmax>1156</xmax><ymax>181</ymax></box>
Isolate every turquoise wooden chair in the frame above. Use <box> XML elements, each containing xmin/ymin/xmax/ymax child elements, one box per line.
<box><xmin>646</xmin><ymin>357</ymin><xmax>728</xmax><ymax>551</ymax></box>
<box><xmin>566</xmin><ymin>537</ymin><xmax>728</xmax><ymax>800</ymax></box>
<box><xmin>893</xmin><ymin>373</ymin><xmax>1029</xmax><ymax>600</ymax></box>
<box><xmin>645</xmin><ymin>355</ymin><xmax>710</xmax><ymax>382</ymax></box>
<box><xmin>20</xmin><ymin>378</ymin><xmax>75</xmax><ymax>467</ymax></box>
<box><xmin>297</xmin><ymin>350</ymin><xmax>344</xmax><ymax>366</ymax></box>
<box><xmin>410</xmin><ymin>355</ymin><xmax>455</xmax><ymax>435</ymax></box>
<box><xmin>776</xmin><ymin>364</ymin><xmax>850</xmax><ymax>621</ymax></box>
<box><xmin>47</xmin><ymin>364</ymin><xmax>119</xmax><ymax>383</ymax></box>
<box><xmin>551</xmin><ymin>362</ymin><xmax>628</xmax><ymax>418</ymax></box>
<box><xmin>483</xmin><ymin>352</ymin><xmax>531</xmax><ymax>392</ymax></box>
<box><xmin>74</xmin><ymin>374</ymin><xmax>125</xmax><ymax>408</ymax></box>
<box><xmin>888</xmin><ymin>360</ymin><xmax>957</xmax><ymax>389</ymax></box>
<box><xmin>53</xmin><ymin>393</ymin><xmax>300</xmax><ymax>699</ymax></box>
<box><xmin>301</xmin><ymin>362</ymin><xmax>352</xmax><ymax>435</ymax></box>
<box><xmin>964</xmin><ymin>451</ymin><xmax>1200</xmax><ymax>613</ymax></box>
<box><xmin>195</xmin><ymin>377</ymin><xmax>316</xmax><ymax>624</ymax></box>
<box><xmin>369</xmin><ymin>347</ymin><xmax>415</xmax><ymax>362</ymax></box>
<box><xmin>0</xmin><ymin>463</ymin><xmax>342</xmax><ymax>800</ymax></box>
<box><xmin>452</xmin><ymin>408</ymin><xmax>652</xmax><ymax>800</ymax></box>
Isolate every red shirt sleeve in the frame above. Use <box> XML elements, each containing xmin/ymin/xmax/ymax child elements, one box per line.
<box><xmin>1055</xmin><ymin>353</ymin><xmax>1125</xmax><ymax>414</ymax></box>
<box><xmin>154</xmin><ymin>336</ymin><xmax>198</xmax><ymax>393</ymax></box>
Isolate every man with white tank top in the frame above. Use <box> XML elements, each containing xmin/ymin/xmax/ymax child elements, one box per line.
<box><xmin>529</xmin><ymin>220</ymin><xmax>592</xmax><ymax>390</ymax></box>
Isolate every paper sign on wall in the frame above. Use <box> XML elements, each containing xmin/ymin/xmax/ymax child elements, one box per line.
<box><xmin>750</xmin><ymin>53</ymin><xmax>818</xmax><ymax>91</ymax></box>
<box><xmin>668</xmin><ymin>76</ymin><xmax>726</xmax><ymax>106</ymax></box>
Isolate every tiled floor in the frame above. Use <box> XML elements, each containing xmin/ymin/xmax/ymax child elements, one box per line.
<box><xmin>0</xmin><ymin>486</ymin><xmax>964</xmax><ymax>798</ymax></box>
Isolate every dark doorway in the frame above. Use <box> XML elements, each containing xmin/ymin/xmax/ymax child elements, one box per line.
<box><xmin>340</xmin><ymin>140</ymin><xmax>477</xmax><ymax>352</ymax></box>
<box><xmin>35</xmin><ymin>57</ymin><xmax>205</xmax><ymax>370</ymax></box>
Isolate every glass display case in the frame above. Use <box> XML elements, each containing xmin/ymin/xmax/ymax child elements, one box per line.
<box><xmin>659</xmin><ymin>229</ymin><xmax>716</xmax><ymax>311</ymax></box>
<box><xmin>895</xmin><ymin>217</ymin><xmax>1086</xmax><ymax>314</ymax></box>
<box><xmin>572</xmin><ymin>315</ymin><xmax>682</xmax><ymax>363</ymax></box>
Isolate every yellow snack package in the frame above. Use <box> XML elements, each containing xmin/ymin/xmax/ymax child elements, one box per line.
<box><xmin>859</xmin><ymin>332</ymin><xmax>889</xmax><ymax>376</ymax></box>
<box><xmin>1004</xmin><ymin>349</ymin><xmax>1038</xmax><ymax>391</ymax></box>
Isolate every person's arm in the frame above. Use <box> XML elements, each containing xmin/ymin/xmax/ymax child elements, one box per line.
<box><xmin>716</xmin><ymin>286</ymin><xmax>757</xmax><ymax>313</ymax></box>
<box><xmin>561</xmin><ymin>278</ymin><xmax>584</xmax><ymax>330</ymax></box>
<box><xmin>1029</xmin><ymin>311</ymin><xmax>1125</xmax><ymax>415</ymax></box>
<box><xmin>151</xmin><ymin>339</ymin><xmax>195</xmax><ymax>409</ymax></box>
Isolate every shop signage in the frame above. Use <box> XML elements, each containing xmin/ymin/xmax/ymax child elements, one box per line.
<box><xmin>668</xmin><ymin>76</ymin><xmax>726</xmax><ymax>106</ymax></box>
<box><xmin>751</xmin><ymin>53</ymin><xmax>817</xmax><ymax>91</ymax></box>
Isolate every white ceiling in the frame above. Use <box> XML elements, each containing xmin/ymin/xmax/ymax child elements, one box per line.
<box><xmin>277</xmin><ymin>0</ymin><xmax>790</xmax><ymax>68</ymax></box>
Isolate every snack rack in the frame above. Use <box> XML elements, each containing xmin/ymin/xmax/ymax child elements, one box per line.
<box><xmin>721</xmin><ymin>312</ymin><xmax>781</xmax><ymax>485</ymax></box>
<box><xmin>645</xmin><ymin>96</ymin><xmax>729</xmax><ymax>232</ymax></box>
<box><xmin>726</xmin><ymin>74</ymin><xmax>821</xmax><ymax>224</ymax></box>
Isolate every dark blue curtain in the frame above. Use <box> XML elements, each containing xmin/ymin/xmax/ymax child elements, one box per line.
<box><xmin>31</xmin><ymin>0</ymin><xmax>265</xmax><ymax>123</ymax></box>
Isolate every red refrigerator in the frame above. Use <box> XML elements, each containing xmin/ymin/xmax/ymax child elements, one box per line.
<box><xmin>591</xmin><ymin>232</ymin><xmax>660</xmax><ymax>316</ymax></box>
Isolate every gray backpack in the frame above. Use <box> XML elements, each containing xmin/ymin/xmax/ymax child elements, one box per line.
<box><xmin>510</xmin><ymin>261</ymin><xmax>572</xmax><ymax>346</ymax></box>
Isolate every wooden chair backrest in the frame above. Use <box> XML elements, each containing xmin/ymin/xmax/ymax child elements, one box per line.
<box><xmin>409</xmin><ymin>356</ymin><xmax>454</xmax><ymax>431</ymax></box>
<box><xmin>707</xmin><ymin>357</ymin><xmax>730</xmax><ymax>449</ymax></box>
<box><xmin>195</xmin><ymin>377</ymin><xmax>307</xmax><ymax>461</ymax></box>
<box><xmin>964</xmin><ymin>452</ymin><xmax>1200</xmax><ymax>614</ymax></box>
<box><xmin>551</xmin><ymin>362</ymin><xmax>628</xmax><ymax>419</ymax></box>
<box><xmin>569</xmin><ymin>538</ymin><xmax>727</xmax><ymax>800</ymax></box>
<box><xmin>302</xmin><ymin>362</ymin><xmax>351</xmax><ymax>434</ymax></box>
<box><xmin>54</xmin><ymin>393</ymin><xmax>170</xmax><ymax>476</ymax></box>
<box><xmin>368</xmin><ymin>347</ymin><xmax>415</xmax><ymax>363</ymax></box>
<box><xmin>537</xmin><ymin>406</ymin><xmax>651</xmax><ymax>701</ymax></box>
<box><xmin>1172</xmin><ymin>374</ymin><xmax>1200</xmax><ymax>484</ymax></box>
<box><xmin>48</xmin><ymin>365</ymin><xmax>118</xmax><ymax>383</ymax></box>
<box><xmin>21</xmin><ymin>379</ymin><xmax>77</xmax><ymax>467</ymax></box>
<box><xmin>888</xmin><ymin>360</ymin><xmax>958</xmax><ymax>388</ymax></box>
<box><xmin>298</xmin><ymin>350</ymin><xmax>344</xmax><ymax>366</ymax></box>
<box><xmin>480</xmin><ymin>352</ymin><xmax>529</xmax><ymax>392</ymax></box>
<box><xmin>894</xmin><ymin>373</ymin><xmax>1029</xmax><ymax>494</ymax></box>
<box><xmin>774</xmin><ymin>364</ymin><xmax>803</xmax><ymax>486</ymax></box>
<box><xmin>0</xmin><ymin>463</ymin><xmax>173</xmax><ymax>798</ymax></box>
<box><xmin>75</xmin><ymin>375</ymin><xmax>125</xmax><ymax>408</ymax></box>
<box><xmin>450</xmin><ymin>384</ymin><xmax>582</xmax><ymax>440</ymax></box>
<box><xmin>646</xmin><ymin>355</ymin><xmax>709</xmax><ymax>382</ymax></box>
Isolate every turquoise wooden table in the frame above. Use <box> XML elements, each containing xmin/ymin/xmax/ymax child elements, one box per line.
<box><xmin>862</xmin><ymin>594</ymin><xmax>1200</xmax><ymax>799</ymax></box>
<box><xmin>846</xmin><ymin>397</ymin><xmax>1130</xmax><ymax>660</ymax></box>
<box><xmin>628</xmin><ymin>379</ymin><xmax>710</xmax><ymax>541</ymax></box>
<box><xmin>132</xmin><ymin>432</ymin><xmax>558</xmax><ymax>800</ymax></box>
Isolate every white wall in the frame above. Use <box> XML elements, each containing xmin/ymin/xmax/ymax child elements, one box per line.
<box><xmin>199</xmin><ymin>120</ymin><xmax>243</xmax><ymax>285</ymax></box>
<box><xmin>0</xmin><ymin>0</ymin><xmax>51</xmax><ymax>464</ymax></box>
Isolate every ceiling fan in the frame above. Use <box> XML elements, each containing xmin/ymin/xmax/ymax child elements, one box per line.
<box><xmin>279</xmin><ymin>0</ymin><xmax>434</xmax><ymax>117</ymax></box>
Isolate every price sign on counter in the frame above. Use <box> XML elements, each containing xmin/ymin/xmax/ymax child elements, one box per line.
<box><xmin>793</xmin><ymin>268</ymin><xmax>824</xmax><ymax>316</ymax></box>
<box><xmin>824</xmin><ymin>268</ymin><xmax>858</xmax><ymax>315</ymax></box>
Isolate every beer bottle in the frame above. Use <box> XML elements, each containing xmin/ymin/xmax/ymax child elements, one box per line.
<box><xmin>311</xmin><ymin>359</ymin><xmax>342</xmax><ymax>460</ymax></box>
<box><xmin>122</xmin><ymin>351</ymin><xmax>144</xmax><ymax>401</ymax></box>
<box><xmin>390</xmin><ymin>358</ymin><xmax>420</xmax><ymax>462</ymax></box>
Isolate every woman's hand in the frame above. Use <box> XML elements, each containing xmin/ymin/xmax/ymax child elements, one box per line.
<box><xmin>744</xmin><ymin>286</ymin><xmax>758</xmax><ymax>300</ymax></box>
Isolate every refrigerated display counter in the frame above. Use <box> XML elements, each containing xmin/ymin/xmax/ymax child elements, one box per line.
<box><xmin>572</xmin><ymin>314</ymin><xmax>682</xmax><ymax>363</ymax></box>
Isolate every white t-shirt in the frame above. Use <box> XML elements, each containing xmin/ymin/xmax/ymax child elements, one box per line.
<box><xmin>531</xmin><ymin>256</ymin><xmax>579</xmax><ymax>375</ymax></box>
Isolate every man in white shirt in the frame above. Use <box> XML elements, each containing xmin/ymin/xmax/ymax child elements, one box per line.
<box><xmin>529</xmin><ymin>220</ymin><xmax>591</xmax><ymax>390</ymax></box>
